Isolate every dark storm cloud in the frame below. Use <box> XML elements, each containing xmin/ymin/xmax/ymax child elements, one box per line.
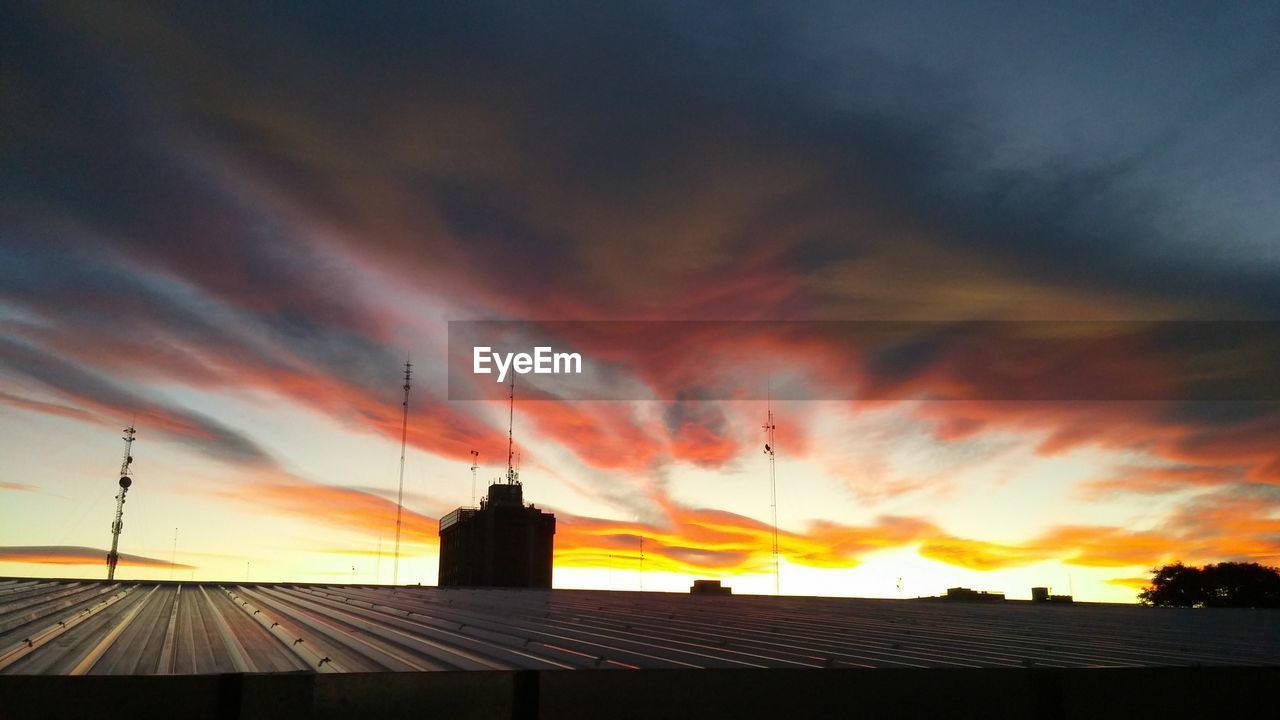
<box><xmin>1161</xmin><ymin>402</ymin><xmax>1279</xmax><ymax>429</ymax></box>
<box><xmin>3</xmin><ymin>87</ymin><xmax>374</xmax><ymax>335</ymax></box>
<box><xmin>8</xmin><ymin>1</ymin><xmax>1277</xmax><ymax>319</ymax></box>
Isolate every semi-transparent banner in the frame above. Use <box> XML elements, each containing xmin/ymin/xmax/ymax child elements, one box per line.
<box><xmin>447</xmin><ymin>321</ymin><xmax>1280</xmax><ymax>402</ymax></box>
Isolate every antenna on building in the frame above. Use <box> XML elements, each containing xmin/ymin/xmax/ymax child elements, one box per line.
<box><xmin>505</xmin><ymin>375</ymin><xmax>519</xmax><ymax>485</ymax></box>
<box><xmin>763</xmin><ymin>382</ymin><xmax>780</xmax><ymax>595</ymax></box>
<box><xmin>393</xmin><ymin>357</ymin><xmax>413</xmax><ymax>585</ymax></box>
<box><xmin>106</xmin><ymin>423</ymin><xmax>137</xmax><ymax>581</ymax></box>
<box><xmin>470</xmin><ymin>450</ymin><xmax>479</xmax><ymax>507</ymax></box>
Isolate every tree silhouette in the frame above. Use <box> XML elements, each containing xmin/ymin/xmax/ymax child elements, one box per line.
<box><xmin>1139</xmin><ymin>562</ymin><xmax>1280</xmax><ymax>608</ymax></box>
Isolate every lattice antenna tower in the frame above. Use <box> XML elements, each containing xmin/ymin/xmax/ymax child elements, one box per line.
<box><xmin>763</xmin><ymin>384</ymin><xmax>780</xmax><ymax>595</ymax></box>
<box><xmin>505</xmin><ymin>374</ymin><xmax>519</xmax><ymax>485</ymax></box>
<box><xmin>470</xmin><ymin>450</ymin><xmax>479</xmax><ymax>506</ymax></box>
<box><xmin>393</xmin><ymin>358</ymin><xmax>412</xmax><ymax>585</ymax></box>
<box><xmin>106</xmin><ymin>423</ymin><xmax>137</xmax><ymax>581</ymax></box>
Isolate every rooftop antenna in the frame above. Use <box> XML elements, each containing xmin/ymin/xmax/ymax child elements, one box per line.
<box><xmin>393</xmin><ymin>357</ymin><xmax>413</xmax><ymax>585</ymax></box>
<box><xmin>505</xmin><ymin>374</ymin><xmax>519</xmax><ymax>485</ymax></box>
<box><xmin>470</xmin><ymin>450</ymin><xmax>479</xmax><ymax>506</ymax></box>
<box><xmin>106</xmin><ymin>422</ymin><xmax>136</xmax><ymax>581</ymax></box>
<box><xmin>763</xmin><ymin>381</ymin><xmax>780</xmax><ymax>595</ymax></box>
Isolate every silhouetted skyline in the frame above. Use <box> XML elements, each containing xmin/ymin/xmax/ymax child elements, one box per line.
<box><xmin>2</xmin><ymin>2</ymin><xmax>1279</xmax><ymax>601</ymax></box>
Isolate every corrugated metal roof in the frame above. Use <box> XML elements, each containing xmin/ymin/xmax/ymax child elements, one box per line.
<box><xmin>2</xmin><ymin>578</ymin><xmax>1277</xmax><ymax>675</ymax></box>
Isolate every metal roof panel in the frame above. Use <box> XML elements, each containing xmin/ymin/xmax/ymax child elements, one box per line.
<box><xmin>2</xmin><ymin>579</ymin><xmax>1276</xmax><ymax>675</ymax></box>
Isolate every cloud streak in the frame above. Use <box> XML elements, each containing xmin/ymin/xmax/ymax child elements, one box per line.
<box><xmin>0</xmin><ymin>546</ymin><xmax>195</xmax><ymax>570</ymax></box>
<box><xmin>214</xmin><ymin>474</ymin><xmax>442</xmax><ymax>550</ymax></box>
<box><xmin>553</xmin><ymin>484</ymin><xmax>1280</xmax><ymax>577</ymax></box>
<box><xmin>0</xmin><ymin>335</ymin><xmax>276</xmax><ymax>467</ymax></box>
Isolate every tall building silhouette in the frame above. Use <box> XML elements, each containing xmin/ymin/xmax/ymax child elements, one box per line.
<box><xmin>440</xmin><ymin>376</ymin><xmax>555</xmax><ymax>587</ymax></box>
<box><xmin>438</xmin><ymin>480</ymin><xmax>555</xmax><ymax>588</ymax></box>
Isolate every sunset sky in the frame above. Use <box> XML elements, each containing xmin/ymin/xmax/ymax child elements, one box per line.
<box><xmin>3</xmin><ymin>2</ymin><xmax>1279</xmax><ymax>602</ymax></box>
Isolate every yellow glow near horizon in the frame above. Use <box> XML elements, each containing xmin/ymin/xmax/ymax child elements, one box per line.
<box><xmin>1</xmin><ymin>544</ymin><xmax>1149</xmax><ymax>604</ymax></box>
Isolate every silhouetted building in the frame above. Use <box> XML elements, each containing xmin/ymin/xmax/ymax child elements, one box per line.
<box><xmin>944</xmin><ymin>587</ymin><xmax>1005</xmax><ymax>602</ymax></box>
<box><xmin>690</xmin><ymin>579</ymin><xmax>732</xmax><ymax>595</ymax></box>
<box><xmin>1031</xmin><ymin>586</ymin><xmax>1073</xmax><ymax>603</ymax></box>
<box><xmin>438</xmin><ymin>481</ymin><xmax>555</xmax><ymax>588</ymax></box>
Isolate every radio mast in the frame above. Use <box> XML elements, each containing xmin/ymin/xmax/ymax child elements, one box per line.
<box><xmin>505</xmin><ymin>375</ymin><xmax>518</xmax><ymax>485</ymax></box>
<box><xmin>106</xmin><ymin>423</ymin><xmax>136</xmax><ymax>581</ymax></box>
<box><xmin>470</xmin><ymin>450</ymin><xmax>479</xmax><ymax>506</ymax></box>
<box><xmin>763</xmin><ymin>391</ymin><xmax>779</xmax><ymax>595</ymax></box>
<box><xmin>393</xmin><ymin>359</ymin><xmax>412</xmax><ymax>585</ymax></box>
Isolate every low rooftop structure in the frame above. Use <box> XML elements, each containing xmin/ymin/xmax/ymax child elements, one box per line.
<box><xmin>942</xmin><ymin>587</ymin><xmax>1006</xmax><ymax>602</ymax></box>
<box><xmin>1032</xmin><ymin>586</ymin><xmax>1074</xmax><ymax>603</ymax></box>
<box><xmin>690</xmin><ymin>580</ymin><xmax>732</xmax><ymax>595</ymax></box>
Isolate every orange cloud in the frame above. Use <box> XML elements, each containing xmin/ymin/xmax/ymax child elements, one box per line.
<box><xmin>1030</xmin><ymin>526</ymin><xmax>1184</xmax><ymax>568</ymax></box>
<box><xmin>515</xmin><ymin>397</ymin><xmax>665</xmax><ymax>470</ymax></box>
<box><xmin>556</xmin><ymin>501</ymin><xmax>940</xmax><ymax>577</ymax></box>
<box><xmin>0</xmin><ymin>545</ymin><xmax>194</xmax><ymax>569</ymax></box>
<box><xmin>668</xmin><ymin>421</ymin><xmax>741</xmax><ymax>467</ymax></box>
<box><xmin>1081</xmin><ymin>464</ymin><xmax>1242</xmax><ymax>497</ymax></box>
<box><xmin>1107</xmin><ymin>576</ymin><xmax>1154</xmax><ymax>591</ymax></box>
<box><xmin>549</xmin><ymin>487</ymin><xmax>1280</xmax><ymax>578</ymax></box>
<box><xmin>216</xmin><ymin>474</ymin><xmax>441</xmax><ymax>549</ymax></box>
<box><xmin>0</xmin><ymin>390</ymin><xmax>106</xmax><ymax>426</ymax></box>
<box><xmin>917</xmin><ymin>536</ymin><xmax>1046</xmax><ymax>571</ymax></box>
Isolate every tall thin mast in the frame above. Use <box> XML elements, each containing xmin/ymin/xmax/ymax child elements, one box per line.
<box><xmin>106</xmin><ymin>423</ymin><xmax>136</xmax><ymax>581</ymax></box>
<box><xmin>505</xmin><ymin>375</ymin><xmax>517</xmax><ymax>484</ymax></box>
<box><xmin>763</xmin><ymin>391</ymin><xmax>779</xmax><ymax>595</ymax></box>
<box><xmin>393</xmin><ymin>359</ymin><xmax>412</xmax><ymax>585</ymax></box>
<box><xmin>470</xmin><ymin>450</ymin><xmax>479</xmax><ymax>506</ymax></box>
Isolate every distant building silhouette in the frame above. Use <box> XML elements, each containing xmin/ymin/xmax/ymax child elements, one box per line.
<box><xmin>438</xmin><ymin>481</ymin><xmax>555</xmax><ymax>588</ymax></box>
<box><xmin>690</xmin><ymin>579</ymin><xmax>732</xmax><ymax>595</ymax></box>
<box><xmin>1031</xmin><ymin>586</ymin><xmax>1073</xmax><ymax>603</ymax></box>
<box><xmin>943</xmin><ymin>587</ymin><xmax>1005</xmax><ymax>602</ymax></box>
